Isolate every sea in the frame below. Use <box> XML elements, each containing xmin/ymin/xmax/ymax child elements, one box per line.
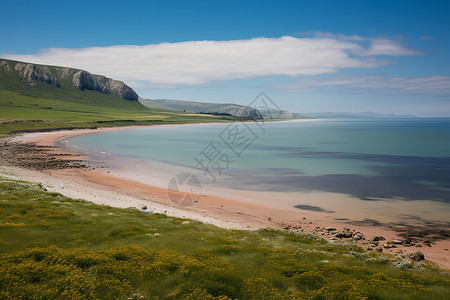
<box><xmin>63</xmin><ymin>118</ymin><xmax>450</xmax><ymax>226</ymax></box>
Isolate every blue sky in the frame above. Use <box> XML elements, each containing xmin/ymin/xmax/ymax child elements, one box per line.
<box><xmin>1</xmin><ymin>0</ymin><xmax>449</xmax><ymax>116</ymax></box>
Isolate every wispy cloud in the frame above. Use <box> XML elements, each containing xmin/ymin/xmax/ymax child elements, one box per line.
<box><xmin>4</xmin><ymin>35</ymin><xmax>418</xmax><ymax>86</ymax></box>
<box><xmin>278</xmin><ymin>75</ymin><xmax>450</xmax><ymax>95</ymax></box>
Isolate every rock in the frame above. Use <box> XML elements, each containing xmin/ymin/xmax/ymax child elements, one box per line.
<box><xmin>408</xmin><ymin>251</ymin><xmax>425</xmax><ymax>261</ymax></box>
<box><xmin>372</xmin><ymin>236</ymin><xmax>380</xmax><ymax>242</ymax></box>
<box><xmin>343</xmin><ymin>231</ymin><xmax>353</xmax><ymax>238</ymax></box>
<box><xmin>73</xmin><ymin>71</ymin><xmax>110</xmax><ymax>94</ymax></box>
<box><xmin>353</xmin><ymin>232</ymin><xmax>364</xmax><ymax>240</ymax></box>
<box><xmin>392</xmin><ymin>259</ymin><xmax>412</xmax><ymax>269</ymax></box>
<box><xmin>390</xmin><ymin>239</ymin><xmax>403</xmax><ymax>245</ymax></box>
<box><xmin>325</xmin><ymin>227</ymin><xmax>336</xmax><ymax>232</ymax></box>
<box><xmin>1</xmin><ymin>60</ymin><xmax>11</xmax><ymax>71</ymax></box>
<box><xmin>109</xmin><ymin>79</ymin><xmax>139</xmax><ymax>100</ymax></box>
<box><xmin>15</xmin><ymin>63</ymin><xmax>61</xmax><ymax>87</ymax></box>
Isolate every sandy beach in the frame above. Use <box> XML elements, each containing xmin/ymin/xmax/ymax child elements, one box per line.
<box><xmin>1</xmin><ymin>125</ymin><xmax>449</xmax><ymax>270</ymax></box>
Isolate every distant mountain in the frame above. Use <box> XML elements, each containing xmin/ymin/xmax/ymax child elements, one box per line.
<box><xmin>295</xmin><ymin>111</ymin><xmax>417</xmax><ymax>119</ymax></box>
<box><xmin>146</xmin><ymin>99</ymin><xmax>263</xmax><ymax>119</ymax></box>
<box><xmin>143</xmin><ymin>99</ymin><xmax>298</xmax><ymax>120</ymax></box>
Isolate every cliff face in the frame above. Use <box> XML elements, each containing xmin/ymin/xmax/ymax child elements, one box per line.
<box><xmin>231</xmin><ymin>106</ymin><xmax>263</xmax><ymax>119</ymax></box>
<box><xmin>1</xmin><ymin>59</ymin><xmax>138</xmax><ymax>101</ymax></box>
<box><xmin>13</xmin><ymin>63</ymin><xmax>61</xmax><ymax>88</ymax></box>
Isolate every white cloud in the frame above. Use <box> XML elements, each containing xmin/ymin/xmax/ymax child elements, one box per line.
<box><xmin>4</xmin><ymin>36</ymin><xmax>418</xmax><ymax>86</ymax></box>
<box><xmin>279</xmin><ymin>75</ymin><xmax>450</xmax><ymax>95</ymax></box>
<box><xmin>362</xmin><ymin>39</ymin><xmax>419</xmax><ymax>56</ymax></box>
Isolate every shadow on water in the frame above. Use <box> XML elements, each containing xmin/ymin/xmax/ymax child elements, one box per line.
<box><xmin>221</xmin><ymin>152</ymin><xmax>450</xmax><ymax>203</ymax></box>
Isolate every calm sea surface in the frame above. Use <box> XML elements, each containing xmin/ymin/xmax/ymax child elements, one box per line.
<box><xmin>66</xmin><ymin>118</ymin><xmax>450</xmax><ymax>223</ymax></box>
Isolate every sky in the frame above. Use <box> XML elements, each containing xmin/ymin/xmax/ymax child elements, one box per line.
<box><xmin>1</xmin><ymin>0</ymin><xmax>449</xmax><ymax>116</ymax></box>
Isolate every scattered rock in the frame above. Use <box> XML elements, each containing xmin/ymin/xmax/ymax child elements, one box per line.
<box><xmin>336</xmin><ymin>230</ymin><xmax>353</xmax><ymax>238</ymax></box>
<box><xmin>372</xmin><ymin>236</ymin><xmax>384</xmax><ymax>242</ymax></box>
<box><xmin>408</xmin><ymin>251</ymin><xmax>425</xmax><ymax>261</ymax></box>
<box><xmin>392</xmin><ymin>259</ymin><xmax>412</xmax><ymax>269</ymax></box>
<box><xmin>0</xmin><ymin>142</ymin><xmax>87</xmax><ymax>170</ymax></box>
<box><xmin>390</xmin><ymin>239</ymin><xmax>403</xmax><ymax>245</ymax></box>
<box><xmin>352</xmin><ymin>232</ymin><xmax>364</xmax><ymax>240</ymax></box>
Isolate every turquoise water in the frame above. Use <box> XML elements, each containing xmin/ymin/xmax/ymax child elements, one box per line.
<box><xmin>67</xmin><ymin>119</ymin><xmax>450</xmax><ymax>204</ymax></box>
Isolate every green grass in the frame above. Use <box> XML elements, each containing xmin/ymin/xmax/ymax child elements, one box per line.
<box><xmin>0</xmin><ymin>178</ymin><xmax>449</xmax><ymax>299</ymax></box>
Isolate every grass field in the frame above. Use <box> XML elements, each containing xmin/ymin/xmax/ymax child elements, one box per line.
<box><xmin>0</xmin><ymin>177</ymin><xmax>449</xmax><ymax>299</ymax></box>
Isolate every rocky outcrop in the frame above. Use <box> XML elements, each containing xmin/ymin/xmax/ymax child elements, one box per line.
<box><xmin>0</xmin><ymin>59</ymin><xmax>138</xmax><ymax>101</ymax></box>
<box><xmin>0</xmin><ymin>60</ymin><xmax>11</xmax><ymax>72</ymax></box>
<box><xmin>69</xmin><ymin>70</ymin><xmax>137</xmax><ymax>100</ymax></box>
<box><xmin>14</xmin><ymin>63</ymin><xmax>61</xmax><ymax>87</ymax></box>
<box><xmin>108</xmin><ymin>79</ymin><xmax>139</xmax><ymax>101</ymax></box>
<box><xmin>72</xmin><ymin>71</ymin><xmax>110</xmax><ymax>94</ymax></box>
<box><xmin>231</xmin><ymin>106</ymin><xmax>263</xmax><ymax>119</ymax></box>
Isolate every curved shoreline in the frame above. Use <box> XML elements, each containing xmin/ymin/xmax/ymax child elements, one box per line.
<box><xmin>1</xmin><ymin>124</ymin><xmax>449</xmax><ymax>270</ymax></box>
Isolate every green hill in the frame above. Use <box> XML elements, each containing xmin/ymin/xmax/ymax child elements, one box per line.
<box><xmin>0</xmin><ymin>59</ymin><xmax>236</xmax><ymax>136</ymax></box>
<box><xmin>146</xmin><ymin>99</ymin><xmax>299</xmax><ymax>120</ymax></box>
<box><xmin>148</xmin><ymin>99</ymin><xmax>264</xmax><ymax>119</ymax></box>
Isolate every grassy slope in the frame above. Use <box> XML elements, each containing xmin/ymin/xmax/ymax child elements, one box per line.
<box><xmin>0</xmin><ymin>60</ymin><xmax>240</xmax><ymax>136</ymax></box>
<box><xmin>0</xmin><ymin>178</ymin><xmax>449</xmax><ymax>299</ymax></box>
<box><xmin>149</xmin><ymin>99</ymin><xmax>250</xmax><ymax>113</ymax></box>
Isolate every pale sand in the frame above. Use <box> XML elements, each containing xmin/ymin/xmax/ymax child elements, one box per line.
<box><xmin>1</xmin><ymin>126</ymin><xmax>449</xmax><ymax>270</ymax></box>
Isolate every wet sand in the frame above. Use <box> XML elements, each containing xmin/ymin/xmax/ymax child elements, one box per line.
<box><xmin>1</xmin><ymin>125</ymin><xmax>449</xmax><ymax>269</ymax></box>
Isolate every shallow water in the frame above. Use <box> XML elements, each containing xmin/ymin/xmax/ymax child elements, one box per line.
<box><xmin>65</xmin><ymin>118</ymin><xmax>450</xmax><ymax>225</ymax></box>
